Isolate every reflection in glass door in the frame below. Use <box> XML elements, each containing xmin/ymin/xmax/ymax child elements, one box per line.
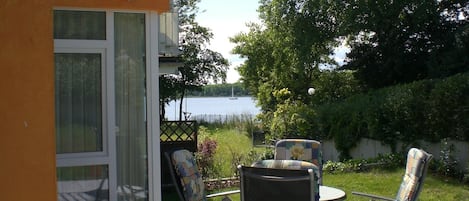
<box><xmin>55</xmin><ymin>53</ymin><xmax>103</xmax><ymax>154</ymax></box>
<box><xmin>55</xmin><ymin>51</ymin><xmax>110</xmax><ymax>201</ymax></box>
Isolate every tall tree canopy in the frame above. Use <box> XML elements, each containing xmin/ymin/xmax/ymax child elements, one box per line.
<box><xmin>160</xmin><ymin>0</ymin><xmax>229</xmax><ymax>120</ymax></box>
<box><xmin>339</xmin><ymin>0</ymin><xmax>469</xmax><ymax>89</ymax></box>
<box><xmin>231</xmin><ymin>0</ymin><xmax>360</xmax><ymax>137</ymax></box>
<box><xmin>231</xmin><ymin>0</ymin><xmax>343</xmax><ymax>110</ymax></box>
<box><xmin>232</xmin><ymin>0</ymin><xmax>469</xmax><ymax>101</ymax></box>
<box><xmin>231</xmin><ymin>0</ymin><xmax>468</xmax><ymax>137</ymax></box>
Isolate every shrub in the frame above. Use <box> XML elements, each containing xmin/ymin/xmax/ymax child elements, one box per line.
<box><xmin>429</xmin><ymin>138</ymin><xmax>466</xmax><ymax>181</ymax></box>
<box><xmin>315</xmin><ymin>72</ymin><xmax>469</xmax><ymax>158</ymax></box>
<box><xmin>323</xmin><ymin>153</ymin><xmax>406</xmax><ymax>173</ymax></box>
<box><xmin>196</xmin><ymin>138</ymin><xmax>219</xmax><ymax>178</ymax></box>
<box><xmin>267</xmin><ymin>88</ymin><xmax>317</xmax><ymax>139</ymax></box>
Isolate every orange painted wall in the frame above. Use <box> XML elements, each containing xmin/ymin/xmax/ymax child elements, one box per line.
<box><xmin>0</xmin><ymin>0</ymin><xmax>168</xmax><ymax>200</ymax></box>
<box><xmin>0</xmin><ymin>1</ymin><xmax>56</xmax><ymax>200</ymax></box>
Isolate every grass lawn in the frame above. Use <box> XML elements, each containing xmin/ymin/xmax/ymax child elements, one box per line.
<box><xmin>204</xmin><ymin>169</ymin><xmax>469</xmax><ymax>201</ymax></box>
<box><xmin>322</xmin><ymin>169</ymin><xmax>469</xmax><ymax>201</ymax></box>
<box><xmin>165</xmin><ymin>127</ymin><xmax>469</xmax><ymax>201</ymax></box>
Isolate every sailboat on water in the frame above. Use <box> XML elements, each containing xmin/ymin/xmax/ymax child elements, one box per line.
<box><xmin>229</xmin><ymin>86</ymin><xmax>238</xmax><ymax>100</ymax></box>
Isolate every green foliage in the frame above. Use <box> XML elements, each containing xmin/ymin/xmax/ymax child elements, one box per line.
<box><xmin>198</xmin><ymin>127</ymin><xmax>267</xmax><ymax>178</ymax></box>
<box><xmin>195</xmin><ymin>128</ymin><xmax>469</xmax><ymax>201</ymax></box>
<box><xmin>429</xmin><ymin>138</ymin><xmax>465</xmax><ymax>181</ymax></box>
<box><xmin>195</xmin><ymin>113</ymin><xmax>261</xmax><ymax>137</ymax></box>
<box><xmin>311</xmin><ymin>70</ymin><xmax>363</xmax><ymax>105</ymax></box>
<box><xmin>316</xmin><ymin>72</ymin><xmax>469</xmax><ymax>158</ymax></box>
<box><xmin>231</xmin><ymin>0</ymin><xmax>344</xmax><ymax>117</ymax></box>
<box><xmin>229</xmin><ymin>1</ymin><xmax>468</xmax><ymax>161</ymax></box>
<box><xmin>196</xmin><ymin>138</ymin><xmax>219</xmax><ymax>178</ymax></box>
<box><xmin>339</xmin><ymin>0</ymin><xmax>469</xmax><ymax>89</ymax></box>
<box><xmin>323</xmin><ymin>161</ymin><xmax>362</xmax><ymax>173</ymax></box>
<box><xmin>323</xmin><ymin>153</ymin><xmax>406</xmax><ymax>174</ymax></box>
<box><xmin>263</xmin><ymin>88</ymin><xmax>317</xmax><ymax>139</ymax></box>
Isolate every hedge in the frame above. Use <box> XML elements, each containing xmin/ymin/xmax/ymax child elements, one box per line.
<box><xmin>315</xmin><ymin>72</ymin><xmax>469</xmax><ymax>159</ymax></box>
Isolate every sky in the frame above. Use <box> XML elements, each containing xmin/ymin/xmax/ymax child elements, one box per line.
<box><xmin>195</xmin><ymin>0</ymin><xmax>261</xmax><ymax>83</ymax></box>
<box><xmin>194</xmin><ymin>0</ymin><xmax>349</xmax><ymax>83</ymax></box>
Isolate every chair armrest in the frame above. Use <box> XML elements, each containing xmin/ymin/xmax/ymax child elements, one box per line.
<box><xmin>206</xmin><ymin>189</ymin><xmax>240</xmax><ymax>198</ymax></box>
<box><xmin>352</xmin><ymin>191</ymin><xmax>395</xmax><ymax>201</ymax></box>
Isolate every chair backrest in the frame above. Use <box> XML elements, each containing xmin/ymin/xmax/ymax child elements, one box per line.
<box><xmin>274</xmin><ymin>139</ymin><xmax>323</xmax><ymax>184</ymax></box>
<box><xmin>395</xmin><ymin>148</ymin><xmax>433</xmax><ymax>201</ymax></box>
<box><xmin>238</xmin><ymin>166</ymin><xmax>317</xmax><ymax>201</ymax></box>
<box><xmin>251</xmin><ymin>159</ymin><xmax>320</xmax><ymax>200</ymax></box>
<box><xmin>165</xmin><ymin>149</ymin><xmax>207</xmax><ymax>201</ymax></box>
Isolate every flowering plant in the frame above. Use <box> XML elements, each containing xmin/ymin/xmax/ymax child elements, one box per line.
<box><xmin>196</xmin><ymin>138</ymin><xmax>218</xmax><ymax>178</ymax></box>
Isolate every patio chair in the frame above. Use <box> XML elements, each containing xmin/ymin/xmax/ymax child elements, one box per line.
<box><xmin>238</xmin><ymin>165</ymin><xmax>318</xmax><ymax>201</ymax></box>
<box><xmin>165</xmin><ymin>148</ymin><xmax>240</xmax><ymax>201</ymax></box>
<box><xmin>352</xmin><ymin>148</ymin><xmax>433</xmax><ymax>201</ymax></box>
<box><xmin>251</xmin><ymin>159</ymin><xmax>320</xmax><ymax>200</ymax></box>
<box><xmin>274</xmin><ymin>139</ymin><xmax>323</xmax><ymax>184</ymax></box>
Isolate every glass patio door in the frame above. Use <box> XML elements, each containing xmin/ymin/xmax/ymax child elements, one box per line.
<box><xmin>54</xmin><ymin>10</ymin><xmax>159</xmax><ymax>201</ymax></box>
<box><xmin>114</xmin><ymin>12</ymin><xmax>149</xmax><ymax>201</ymax></box>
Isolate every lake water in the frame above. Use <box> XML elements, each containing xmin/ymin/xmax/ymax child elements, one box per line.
<box><xmin>165</xmin><ymin>96</ymin><xmax>260</xmax><ymax>120</ymax></box>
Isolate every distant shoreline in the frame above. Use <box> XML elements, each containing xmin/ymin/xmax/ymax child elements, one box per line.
<box><xmin>165</xmin><ymin>97</ymin><xmax>260</xmax><ymax>121</ymax></box>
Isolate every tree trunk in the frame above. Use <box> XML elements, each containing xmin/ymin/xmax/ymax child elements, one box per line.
<box><xmin>160</xmin><ymin>100</ymin><xmax>166</xmax><ymax>121</ymax></box>
<box><xmin>178</xmin><ymin>89</ymin><xmax>185</xmax><ymax>121</ymax></box>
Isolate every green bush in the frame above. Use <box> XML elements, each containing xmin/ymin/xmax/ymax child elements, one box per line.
<box><xmin>263</xmin><ymin>88</ymin><xmax>317</xmax><ymax>139</ymax></box>
<box><xmin>323</xmin><ymin>153</ymin><xmax>406</xmax><ymax>174</ymax></box>
<box><xmin>315</xmin><ymin>72</ymin><xmax>469</xmax><ymax>159</ymax></box>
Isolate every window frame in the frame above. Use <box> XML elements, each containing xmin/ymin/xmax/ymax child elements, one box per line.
<box><xmin>54</xmin><ymin>48</ymin><xmax>108</xmax><ymax>161</ymax></box>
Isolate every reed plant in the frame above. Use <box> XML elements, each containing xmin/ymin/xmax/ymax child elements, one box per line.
<box><xmin>193</xmin><ymin>113</ymin><xmax>260</xmax><ymax>132</ymax></box>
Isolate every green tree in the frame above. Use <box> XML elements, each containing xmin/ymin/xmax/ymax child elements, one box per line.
<box><xmin>231</xmin><ymin>23</ymin><xmax>277</xmax><ymax>112</ymax></box>
<box><xmin>232</xmin><ymin>0</ymin><xmax>358</xmax><ymax>137</ymax></box>
<box><xmin>339</xmin><ymin>0</ymin><xmax>469</xmax><ymax>89</ymax></box>
<box><xmin>160</xmin><ymin>0</ymin><xmax>229</xmax><ymax>120</ymax></box>
<box><xmin>232</xmin><ymin>0</ymin><xmax>342</xmax><ymax>109</ymax></box>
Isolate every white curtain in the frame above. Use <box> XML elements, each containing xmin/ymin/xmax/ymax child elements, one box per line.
<box><xmin>114</xmin><ymin>12</ymin><xmax>148</xmax><ymax>201</ymax></box>
<box><xmin>55</xmin><ymin>53</ymin><xmax>103</xmax><ymax>154</ymax></box>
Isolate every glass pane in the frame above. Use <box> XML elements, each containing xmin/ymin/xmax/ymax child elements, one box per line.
<box><xmin>114</xmin><ymin>12</ymin><xmax>148</xmax><ymax>201</ymax></box>
<box><xmin>54</xmin><ymin>10</ymin><xmax>106</xmax><ymax>40</ymax></box>
<box><xmin>55</xmin><ymin>53</ymin><xmax>103</xmax><ymax>154</ymax></box>
<box><xmin>57</xmin><ymin>165</ymin><xmax>109</xmax><ymax>201</ymax></box>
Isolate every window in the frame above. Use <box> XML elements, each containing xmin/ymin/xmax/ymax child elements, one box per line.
<box><xmin>54</xmin><ymin>10</ymin><xmax>106</xmax><ymax>40</ymax></box>
<box><xmin>55</xmin><ymin>53</ymin><xmax>103</xmax><ymax>154</ymax></box>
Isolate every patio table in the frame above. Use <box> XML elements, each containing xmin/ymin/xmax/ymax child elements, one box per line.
<box><xmin>319</xmin><ymin>186</ymin><xmax>346</xmax><ymax>201</ymax></box>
